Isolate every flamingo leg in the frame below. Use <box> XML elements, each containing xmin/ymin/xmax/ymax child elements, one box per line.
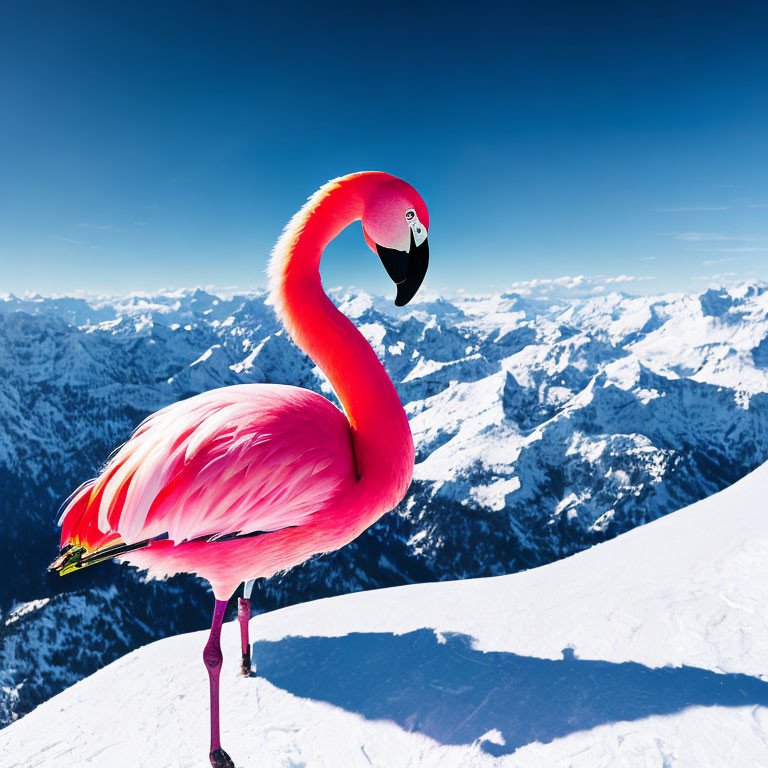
<box><xmin>203</xmin><ymin>599</ymin><xmax>234</xmax><ymax>768</ymax></box>
<box><xmin>238</xmin><ymin>579</ymin><xmax>255</xmax><ymax>676</ymax></box>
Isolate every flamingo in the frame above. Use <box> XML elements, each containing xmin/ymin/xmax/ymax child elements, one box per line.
<box><xmin>50</xmin><ymin>171</ymin><xmax>430</xmax><ymax>768</ymax></box>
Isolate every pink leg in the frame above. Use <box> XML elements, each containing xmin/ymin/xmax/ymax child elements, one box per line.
<box><xmin>204</xmin><ymin>599</ymin><xmax>234</xmax><ymax>768</ymax></box>
<box><xmin>238</xmin><ymin>598</ymin><xmax>251</xmax><ymax>676</ymax></box>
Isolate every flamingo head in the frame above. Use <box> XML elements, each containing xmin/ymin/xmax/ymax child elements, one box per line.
<box><xmin>362</xmin><ymin>177</ymin><xmax>430</xmax><ymax>306</ymax></box>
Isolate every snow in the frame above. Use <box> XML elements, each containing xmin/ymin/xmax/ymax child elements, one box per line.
<box><xmin>2</xmin><ymin>599</ymin><xmax>50</xmax><ymax>627</ymax></box>
<box><xmin>4</xmin><ymin>463</ymin><xmax>768</xmax><ymax>766</ymax></box>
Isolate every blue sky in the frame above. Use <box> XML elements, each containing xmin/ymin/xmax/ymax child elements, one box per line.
<box><xmin>0</xmin><ymin>1</ymin><xmax>766</xmax><ymax>298</ymax></box>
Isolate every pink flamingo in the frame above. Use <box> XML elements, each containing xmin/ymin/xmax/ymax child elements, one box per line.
<box><xmin>50</xmin><ymin>171</ymin><xmax>430</xmax><ymax>768</ymax></box>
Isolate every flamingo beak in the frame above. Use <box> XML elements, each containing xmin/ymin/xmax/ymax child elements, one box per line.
<box><xmin>376</xmin><ymin>230</ymin><xmax>429</xmax><ymax>307</ymax></box>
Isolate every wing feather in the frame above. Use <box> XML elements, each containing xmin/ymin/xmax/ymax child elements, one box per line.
<box><xmin>58</xmin><ymin>384</ymin><xmax>356</xmax><ymax>551</ymax></box>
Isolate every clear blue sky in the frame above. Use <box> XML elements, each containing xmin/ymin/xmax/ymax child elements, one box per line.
<box><xmin>0</xmin><ymin>1</ymin><xmax>766</xmax><ymax>297</ymax></box>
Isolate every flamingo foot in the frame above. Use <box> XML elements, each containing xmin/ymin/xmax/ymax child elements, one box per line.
<box><xmin>209</xmin><ymin>747</ymin><xmax>235</xmax><ymax>768</ymax></box>
<box><xmin>240</xmin><ymin>646</ymin><xmax>252</xmax><ymax>677</ymax></box>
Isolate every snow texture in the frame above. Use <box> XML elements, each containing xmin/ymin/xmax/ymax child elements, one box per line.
<box><xmin>3</xmin><ymin>460</ymin><xmax>768</xmax><ymax>767</ymax></box>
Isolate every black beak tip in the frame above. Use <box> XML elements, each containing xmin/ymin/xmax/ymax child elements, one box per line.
<box><xmin>376</xmin><ymin>233</ymin><xmax>429</xmax><ymax>307</ymax></box>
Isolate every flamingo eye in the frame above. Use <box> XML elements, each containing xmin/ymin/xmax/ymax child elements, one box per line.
<box><xmin>405</xmin><ymin>209</ymin><xmax>415</xmax><ymax>222</ymax></box>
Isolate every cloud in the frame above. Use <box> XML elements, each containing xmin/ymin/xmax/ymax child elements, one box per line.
<box><xmin>701</xmin><ymin>257</ymin><xmax>745</xmax><ymax>265</ymax></box>
<box><xmin>78</xmin><ymin>223</ymin><xmax>116</xmax><ymax>231</ymax></box>
<box><xmin>692</xmin><ymin>272</ymin><xmax>739</xmax><ymax>281</ymax></box>
<box><xmin>640</xmin><ymin>256</ymin><xmax>657</xmax><ymax>261</ymax></box>
<box><xmin>654</xmin><ymin>206</ymin><xmax>731</xmax><ymax>212</ymax></box>
<box><xmin>50</xmin><ymin>235</ymin><xmax>102</xmax><ymax>249</ymax></box>
<box><xmin>506</xmin><ymin>274</ymin><xmax>654</xmax><ymax>299</ymax></box>
<box><xmin>696</xmin><ymin>247</ymin><xmax>768</xmax><ymax>253</ymax></box>
<box><xmin>676</xmin><ymin>232</ymin><xmax>760</xmax><ymax>242</ymax></box>
<box><xmin>657</xmin><ymin>202</ymin><xmax>768</xmax><ymax>212</ymax></box>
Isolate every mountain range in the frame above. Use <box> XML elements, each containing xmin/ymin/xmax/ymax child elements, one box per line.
<box><xmin>2</xmin><ymin>281</ymin><xmax>767</xmax><ymax>726</ymax></box>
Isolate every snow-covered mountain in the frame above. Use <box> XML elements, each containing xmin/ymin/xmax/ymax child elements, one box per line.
<box><xmin>2</xmin><ymin>282</ymin><xmax>768</xmax><ymax>727</ymax></box>
<box><xmin>3</xmin><ymin>456</ymin><xmax>768</xmax><ymax>767</ymax></box>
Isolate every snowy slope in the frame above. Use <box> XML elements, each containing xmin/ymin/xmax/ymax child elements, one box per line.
<box><xmin>3</xmin><ymin>462</ymin><xmax>768</xmax><ymax>767</ymax></box>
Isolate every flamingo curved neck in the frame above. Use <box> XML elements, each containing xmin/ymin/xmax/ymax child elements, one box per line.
<box><xmin>269</xmin><ymin>173</ymin><xmax>414</xmax><ymax>504</ymax></box>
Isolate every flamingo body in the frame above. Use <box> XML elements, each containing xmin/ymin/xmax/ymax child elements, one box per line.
<box><xmin>56</xmin><ymin>172</ymin><xmax>427</xmax><ymax>597</ymax></box>
<box><xmin>53</xmin><ymin>171</ymin><xmax>429</xmax><ymax>765</ymax></box>
<box><xmin>60</xmin><ymin>384</ymin><xmax>370</xmax><ymax>596</ymax></box>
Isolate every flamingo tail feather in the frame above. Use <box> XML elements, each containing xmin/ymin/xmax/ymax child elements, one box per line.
<box><xmin>48</xmin><ymin>526</ymin><xmax>298</xmax><ymax>576</ymax></box>
<box><xmin>48</xmin><ymin>538</ymin><xmax>155</xmax><ymax>575</ymax></box>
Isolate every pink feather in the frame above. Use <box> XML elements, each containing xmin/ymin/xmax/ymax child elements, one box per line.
<box><xmin>58</xmin><ymin>172</ymin><xmax>425</xmax><ymax>599</ymax></box>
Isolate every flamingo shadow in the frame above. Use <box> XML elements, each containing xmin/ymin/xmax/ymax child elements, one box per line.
<box><xmin>251</xmin><ymin>628</ymin><xmax>768</xmax><ymax>755</ymax></box>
